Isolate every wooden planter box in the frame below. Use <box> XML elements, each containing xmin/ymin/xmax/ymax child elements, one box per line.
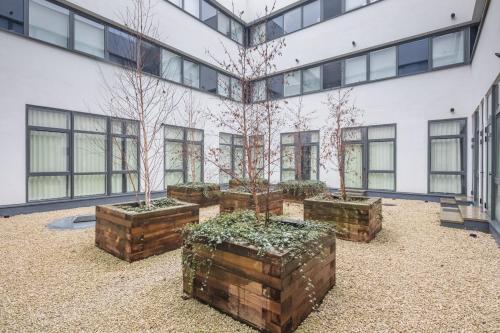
<box><xmin>304</xmin><ymin>197</ymin><xmax>382</xmax><ymax>243</ymax></box>
<box><xmin>182</xmin><ymin>233</ymin><xmax>336</xmax><ymax>333</ymax></box>
<box><xmin>95</xmin><ymin>201</ymin><xmax>199</xmax><ymax>262</ymax></box>
<box><xmin>167</xmin><ymin>185</ymin><xmax>221</xmax><ymax>208</ymax></box>
<box><xmin>228</xmin><ymin>178</ymin><xmax>269</xmax><ymax>189</ymax></box>
<box><xmin>220</xmin><ymin>190</ymin><xmax>283</xmax><ymax>215</ymax></box>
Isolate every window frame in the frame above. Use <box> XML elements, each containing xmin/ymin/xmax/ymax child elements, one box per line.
<box><xmin>280</xmin><ymin>130</ymin><xmax>321</xmax><ymax>182</ymax></box>
<box><xmin>26</xmin><ymin>105</ymin><xmax>140</xmax><ymax>203</ymax></box>
<box><xmin>218</xmin><ymin>132</ymin><xmax>245</xmax><ymax>184</ymax></box>
<box><xmin>428</xmin><ymin>118</ymin><xmax>467</xmax><ymax>195</ymax></box>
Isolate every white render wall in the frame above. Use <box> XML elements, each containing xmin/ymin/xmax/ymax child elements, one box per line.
<box><xmin>0</xmin><ymin>0</ymin><xmax>498</xmax><ymax>206</ymax></box>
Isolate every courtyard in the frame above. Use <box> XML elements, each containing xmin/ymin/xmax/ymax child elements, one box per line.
<box><xmin>1</xmin><ymin>199</ymin><xmax>498</xmax><ymax>332</ymax></box>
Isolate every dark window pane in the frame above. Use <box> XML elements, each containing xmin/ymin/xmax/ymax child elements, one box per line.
<box><xmin>284</xmin><ymin>7</ymin><xmax>301</xmax><ymax>34</ymax></box>
<box><xmin>398</xmin><ymin>38</ymin><xmax>429</xmax><ymax>75</ymax></box>
<box><xmin>200</xmin><ymin>65</ymin><xmax>217</xmax><ymax>93</ymax></box>
<box><xmin>267</xmin><ymin>75</ymin><xmax>284</xmax><ymax>100</ymax></box>
<box><xmin>0</xmin><ymin>0</ymin><xmax>24</xmax><ymax>23</ymax></box>
<box><xmin>303</xmin><ymin>0</ymin><xmax>320</xmax><ymax>28</ymax></box>
<box><xmin>140</xmin><ymin>41</ymin><xmax>160</xmax><ymax>76</ymax></box>
<box><xmin>323</xmin><ymin>0</ymin><xmax>342</xmax><ymax>20</ymax></box>
<box><xmin>201</xmin><ymin>0</ymin><xmax>217</xmax><ymax>29</ymax></box>
<box><xmin>107</xmin><ymin>27</ymin><xmax>137</xmax><ymax>67</ymax></box>
<box><xmin>323</xmin><ymin>61</ymin><xmax>342</xmax><ymax>89</ymax></box>
<box><xmin>266</xmin><ymin>15</ymin><xmax>284</xmax><ymax>40</ymax></box>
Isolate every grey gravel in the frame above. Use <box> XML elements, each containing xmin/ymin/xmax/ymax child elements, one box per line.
<box><xmin>1</xmin><ymin>200</ymin><xmax>499</xmax><ymax>332</ymax></box>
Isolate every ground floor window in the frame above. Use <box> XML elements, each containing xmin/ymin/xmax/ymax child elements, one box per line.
<box><xmin>27</xmin><ymin>106</ymin><xmax>139</xmax><ymax>202</ymax></box>
<box><xmin>164</xmin><ymin>125</ymin><xmax>204</xmax><ymax>186</ymax></box>
<box><xmin>343</xmin><ymin>124</ymin><xmax>396</xmax><ymax>191</ymax></box>
<box><xmin>219</xmin><ymin>133</ymin><xmax>244</xmax><ymax>184</ymax></box>
<box><xmin>280</xmin><ymin>131</ymin><xmax>320</xmax><ymax>181</ymax></box>
<box><xmin>428</xmin><ymin>118</ymin><xmax>467</xmax><ymax>194</ymax></box>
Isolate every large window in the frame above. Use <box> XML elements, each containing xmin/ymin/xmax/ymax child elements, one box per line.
<box><xmin>267</xmin><ymin>75</ymin><xmax>284</xmax><ymax>100</ymax></box>
<box><xmin>429</xmin><ymin>119</ymin><xmax>466</xmax><ymax>194</ymax></box>
<box><xmin>323</xmin><ymin>60</ymin><xmax>342</xmax><ymax>89</ymax></box>
<box><xmin>284</xmin><ymin>71</ymin><xmax>301</xmax><ymax>97</ymax></box>
<box><xmin>164</xmin><ymin>125</ymin><xmax>204</xmax><ymax>185</ymax></box>
<box><xmin>0</xmin><ymin>0</ymin><xmax>24</xmax><ymax>33</ymax></box>
<box><xmin>284</xmin><ymin>7</ymin><xmax>301</xmax><ymax>34</ymax></box>
<box><xmin>29</xmin><ymin>0</ymin><xmax>69</xmax><ymax>48</ymax></box>
<box><xmin>343</xmin><ymin>124</ymin><xmax>396</xmax><ymax>191</ymax></box>
<box><xmin>184</xmin><ymin>0</ymin><xmax>200</xmax><ymax>18</ymax></box>
<box><xmin>231</xmin><ymin>20</ymin><xmax>244</xmax><ymax>44</ymax></box>
<box><xmin>266</xmin><ymin>15</ymin><xmax>284</xmax><ymax>40</ymax></box>
<box><xmin>281</xmin><ymin>131</ymin><xmax>320</xmax><ymax>181</ymax></box>
<box><xmin>201</xmin><ymin>0</ymin><xmax>217</xmax><ymax>29</ymax></box>
<box><xmin>369</xmin><ymin>46</ymin><xmax>396</xmax><ymax>80</ymax></box>
<box><xmin>74</xmin><ymin>15</ymin><xmax>104</xmax><ymax>58</ymax></box>
<box><xmin>323</xmin><ymin>0</ymin><xmax>342</xmax><ymax>20</ymax></box>
<box><xmin>219</xmin><ymin>133</ymin><xmax>244</xmax><ymax>184</ymax></box>
<box><xmin>107</xmin><ymin>27</ymin><xmax>137</xmax><ymax>67</ymax></box>
<box><xmin>303</xmin><ymin>0</ymin><xmax>320</xmax><ymax>28</ymax></box>
<box><xmin>217</xmin><ymin>11</ymin><xmax>230</xmax><ymax>36</ymax></box>
<box><xmin>398</xmin><ymin>38</ymin><xmax>429</xmax><ymax>76</ymax></box>
<box><xmin>303</xmin><ymin>66</ymin><xmax>321</xmax><ymax>93</ymax></box>
<box><xmin>250</xmin><ymin>23</ymin><xmax>265</xmax><ymax>46</ymax></box>
<box><xmin>183</xmin><ymin>60</ymin><xmax>200</xmax><ymax>88</ymax></box>
<box><xmin>344</xmin><ymin>55</ymin><xmax>367</xmax><ymax>85</ymax></box>
<box><xmin>200</xmin><ymin>65</ymin><xmax>217</xmax><ymax>93</ymax></box>
<box><xmin>252</xmin><ymin>80</ymin><xmax>266</xmax><ymax>102</ymax></box>
<box><xmin>27</xmin><ymin>106</ymin><xmax>139</xmax><ymax>202</ymax></box>
<box><xmin>432</xmin><ymin>31</ymin><xmax>465</xmax><ymax>68</ymax></box>
<box><xmin>161</xmin><ymin>49</ymin><xmax>182</xmax><ymax>83</ymax></box>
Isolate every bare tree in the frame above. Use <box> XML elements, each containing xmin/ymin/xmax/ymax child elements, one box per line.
<box><xmin>205</xmin><ymin>3</ymin><xmax>286</xmax><ymax>223</ymax></box>
<box><xmin>322</xmin><ymin>88</ymin><xmax>363</xmax><ymax>201</ymax></box>
<box><xmin>100</xmin><ymin>0</ymin><xmax>183</xmax><ymax>209</ymax></box>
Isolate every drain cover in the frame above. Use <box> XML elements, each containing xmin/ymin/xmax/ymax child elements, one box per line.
<box><xmin>47</xmin><ymin>215</ymin><xmax>96</xmax><ymax>230</ymax></box>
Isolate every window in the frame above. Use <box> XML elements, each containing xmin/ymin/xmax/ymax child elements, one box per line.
<box><xmin>323</xmin><ymin>61</ymin><xmax>342</xmax><ymax>89</ymax></box>
<box><xmin>140</xmin><ymin>41</ymin><xmax>161</xmax><ymax>76</ymax></box>
<box><xmin>284</xmin><ymin>71</ymin><xmax>301</xmax><ymax>97</ymax></box>
<box><xmin>343</xmin><ymin>125</ymin><xmax>396</xmax><ymax>191</ymax></box>
<box><xmin>111</xmin><ymin>120</ymin><xmax>139</xmax><ymax>194</ymax></box>
<box><xmin>266</xmin><ymin>15</ymin><xmax>284</xmax><ymax>40</ymax></box>
<box><xmin>161</xmin><ymin>49</ymin><xmax>182</xmax><ymax>83</ymax></box>
<box><xmin>219</xmin><ymin>133</ymin><xmax>244</xmax><ymax>183</ymax></box>
<box><xmin>281</xmin><ymin>131</ymin><xmax>320</xmax><ymax>181</ymax></box>
<box><xmin>201</xmin><ymin>0</ymin><xmax>217</xmax><ymax>29</ymax></box>
<box><xmin>323</xmin><ymin>0</ymin><xmax>342</xmax><ymax>20</ymax></box>
<box><xmin>29</xmin><ymin>0</ymin><xmax>69</xmax><ymax>48</ymax></box>
<box><xmin>345</xmin><ymin>0</ymin><xmax>367</xmax><ymax>12</ymax></box>
<box><xmin>398</xmin><ymin>38</ymin><xmax>429</xmax><ymax>75</ymax></box>
<box><xmin>218</xmin><ymin>73</ymin><xmax>230</xmax><ymax>97</ymax></box>
<box><xmin>168</xmin><ymin>0</ymin><xmax>182</xmax><ymax>7</ymax></box>
<box><xmin>184</xmin><ymin>0</ymin><xmax>200</xmax><ymax>18</ymax></box>
<box><xmin>217</xmin><ymin>12</ymin><xmax>230</xmax><ymax>36</ymax></box>
<box><xmin>200</xmin><ymin>65</ymin><xmax>217</xmax><ymax>93</ymax></box>
<box><xmin>231</xmin><ymin>20</ymin><xmax>244</xmax><ymax>44</ymax></box>
<box><xmin>74</xmin><ymin>15</ymin><xmax>104</xmax><ymax>58</ymax></box>
<box><xmin>429</xmin><ymin>119</ymin><xmax>466</xmax><ymax>194</ymax></box>
<box><xmin>303</xmin><ymin>0</ymin><xmax>321</xmax><ymax>28</ymax></box>
<box><xmin>107</xmin><ymin>27</ymin><xmax>137</xmax><ymax>67</ymax></box>
<box><xmin>0</xmin><ymin>0</ymin><xmax>24</xmax><ymax>33</ymax></box>
<box><xmin>250</xmin><ymin>23</ymin><xmax>265</xmax><ymax>46</ymax></box>
<box><xmin>268</xmin><ymin>75</ymin><xmax>284</xmax><ymax>100</ymax></box>
<box><xmin>369</xmin><ymin>47</ymin><xmax>396</xmax><ymax>80</ymax></box>
<box><xmin>284</xmin><ymin>7</ymin><xmax>301</xmax><ymax>34</ymax></box>
<box><xmin>183</xmin><ymin>60</ymin><xmax>200</xmax><ymax>88</ymax></box>
<box><xmin>252</xmin><ymin>80</ymin><xmax>266</xmax><ymax>102</ymax></box>
<box><xmin>344</xmin><ymin>55</ymin><xmax>367</xmax><ymax>85</ymax></box>
<box><xmin>27</xmin><ymin>106</ymin><xmax>139</xmax><ymax>201</ymax></box>
<box><xmin>303</xmin><ymin>66</ymin><xmax>321</xmax><ymax>93</ymax></box>
<box><xmin>164</xmin><ymin>125</ymin><xmax>204</xmax><ymax>185</ymax></box>
<box><xmin>231</xmin><ymin>78</ymin><xmax>243</xmax><ymax>102</ymax></box>
<box><xmin>73</xmin><ymin>114</ymin><xmax>107</xmax><ymax>197</ymax></box>
<box><xmin>432</xmin><ymin>31</ymin><xmax>465</xmax><ymax>68</ymax></box>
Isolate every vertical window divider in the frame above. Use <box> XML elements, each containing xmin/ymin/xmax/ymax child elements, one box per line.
<box><xmin>106</xmin><ymin>117</ymin><xmax>112</xmax><ymax>195</ymax></box>
<box><xmin>68</xmin><ymin>11</ymin><xmax>75</xmax><ymax>50</ymax></box>
<box><xmin>69</xmin><ymin>112</ymin><xmax>75</xmax><ymax>199</ymax></box>
<box><xmin>23</xmin><ymin>0</ymin><xmax>29</xmax><ymax>35</ymax></box>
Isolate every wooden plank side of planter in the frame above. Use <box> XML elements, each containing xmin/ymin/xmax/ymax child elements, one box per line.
<box><xmin>183</xmin><ymin>234</ymin><xmax>335</xmax><ymax>333</ymax></box>
<box><xmin>96</xmin><ymin>203</ymin><xmax>199</xmax><ymax>262</ymax></box>
<box><xmin>167</xmin><ymin>186</ymin><xmax>220</xmax><ymax>208</ymax></box>
<box><xmin>304</xmin><ymin>198</ymin><xmax>382</xmax><ymax>243</ymax></box>
<box><xmin>220</xmin><ymin>191</ymin><xmax>283</xmax><ymax>215</ymax></box>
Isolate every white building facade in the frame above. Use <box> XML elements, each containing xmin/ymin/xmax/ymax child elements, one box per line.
<box><xmin>0</xmin><ymin>0</ymin><xmax>499</xmax><ymax>240</ymax></box>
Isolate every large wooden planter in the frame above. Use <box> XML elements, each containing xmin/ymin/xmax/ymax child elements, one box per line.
<box><xmin>220</xmin><ymin>190</ymin><xmax>283</xmax><ymax>215</ymax></box>
<box><xmin>182</xmin><ymin>233</ymin><xmax>336</xmax><ymax>333</ymax></box>
<box><xmin>167</xmin><ymin>185</ymin><xmax>221</xmax><ymax>208</ymax></box>
<box><xmin>95</xmin><ymin>201</ymin><xmax>199</xmax><ymax>262</ymax></box>
<box><xmin>228</xmin><ymin>178</ymin><xmax>269</xmax><ymax>189</ymax></box>
<box><xmin>304</xmin><ymin>197</ymin><xmax>382</xmax><ymax>243</ymax></box>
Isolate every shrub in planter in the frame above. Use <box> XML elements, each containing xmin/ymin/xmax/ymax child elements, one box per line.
<box><xmin>95</xmin><ymin>198</ymin><xmax>199</xmax><ymax>262</ymax></box>
<box><xmin>167</xmin><ymin>182</ymin><xmax>221</xmax><ymax>208</ymax></box>
<box><xmin>278</xmin><ymin>180</ymin><xmax>327</xmax><ymax>202</ymax></box>
<box><xmin>304</xmin><ymin>193</ymin><xmax>382</xmax><ymax>243</ymax></box>
<box><xmin>220</xmin><ymin>188</ymin><xmax>283</xmax><ymax>215</ymax></box>
<box><xmin>182</xmin><ymin>211</ymin><xmax>336</xmax><ymax>333</ymax></box>
<box><xmin>228</xmin><ymin>178</ymin><xmax>269</xmax><ymax>190</ymax></box>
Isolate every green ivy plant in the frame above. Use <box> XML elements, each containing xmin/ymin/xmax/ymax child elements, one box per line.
<box><xmin>171</xmin><ymin>182</ymin><xmax>220</xmax><ymax>198</ymax></box>
<box><xmin>118</xmin><ymin>197</ymin><xmax>180</xmax><ymax>213</ymax></box>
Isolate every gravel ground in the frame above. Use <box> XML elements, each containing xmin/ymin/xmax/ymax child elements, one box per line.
<box><xmin>0</xmin><ymin>199</ymin><xmax>499</xmax><ymax>332</ymax></box>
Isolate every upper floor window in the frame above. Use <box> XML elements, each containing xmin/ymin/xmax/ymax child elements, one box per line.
<box><xmin>183</xmin><ymin>60</ymin><xmax>200</xmax><ymax>88</ymax></box>
<box><xmin>107</xmin><ymin>27</ymin><xmax>137</xmax><ymax>67</ymax></box>
<box><xmin>268</xmin><ymin>75</ymin><xmax>284</xmax><ymax>100</ymax></box>
<box><xmin>345</xmin><ymin>0</ymin><xmax>367</xmax><ymax>12</ymax></box>
<box><xmin>303</xmin><ymin>66</ymin><xmax>321</xmax><ymax>93</ymax></box>
<box><xmin>303</xmin><ymin>0</ymin><xmax>321</xmax><ymax>28</ymax></box>
<box><xmin>323</xmin><ymin>0</ymin><xmax>342</xmax><ymax>20</ymax></box>
<box><xmin>344</xmin><ymin>55</ymin><xmax>367</xmax><ymax>85</ymax></box>
<box><xmin>323</xmin><ymin>60</ymin><xmax>342</xmax><ymax>89</ymax></box>
<box><xmin>74</xmin><ymin>15</ymin><xmax>105</xmax><ymax>58</ymax></box>
<box><xmin>200</xmin><ymin>65</ymin><xmax>217</xmax><ymax>93</ymax></box>
<box><xmin>29</xmin><ymin>0</ymin><xmax>69</xmax><ymax>48</ymax></box>
<box><xmin>161</xmin><ymin>49</ymin><xmax>182</xmax><ymax>83</ymax></box>
<box><xmin>0</xmin><ymin>0</ymin><xmax>24</xmax><ymax>33</ymax></box>
<box><xmin>398</xmin><ymin>38</ymin><xmax>429</xmax><ymax>76</ymax></box>
<box><xmin>266</xmin><ymin>15</ymin><xmax>284</xmax><ymax>40</ymax></box>
<box><xmin>231</xmin><ymin>20</ymin><xmax>244</xmax><ymax>44</ymax></box>
<box><xmin>369</xmin><ymin>46</ymin><xmax>396</xmax><ymax>80</ymax></box>
<box><xmin>284</xmin><ymin>7</ymin><xmax>301</xmax><ymax>34</ymax></box>
<box><xmin>184</xmin><ymin>0</ymin><xmax>200</xmax><ymax>18</ymax></box>
<box><xmin>432</xmin><ymin>31</ymin><xmax>465</xmax><ymax>68</ymax></box>
<box><xmin>250</xmin><ymin>23</ymin><xmax>265</xmax><ymax>46</ymax></box>
<box><xmin>201</xmin><ymin>0</ymin><xmax>217</xmax><ymax>29</ymax></box>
